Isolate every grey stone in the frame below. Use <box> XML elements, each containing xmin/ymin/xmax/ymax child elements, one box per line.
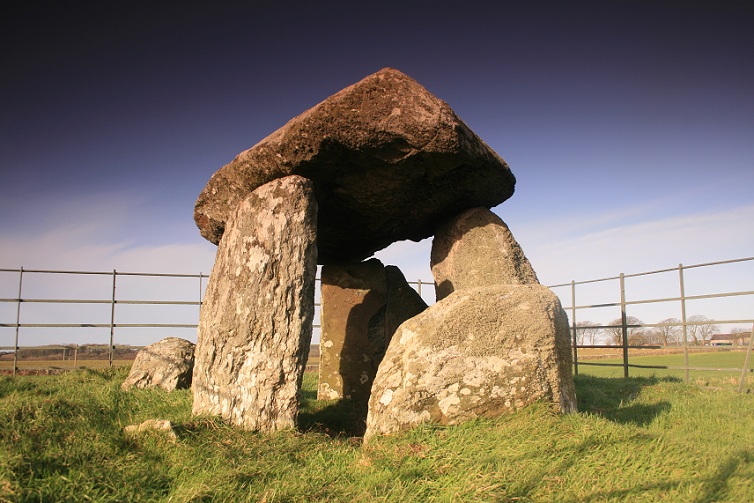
<box><xmin>124</xmin><ymin>419</ymin><xmax>177</xmax><ymax>442</ymax></box>
<box><xmin>431</xmin><ymin>207</ymin><xmax>539</xmax><ymax>301</ymax></box>
<box><xmin>121</xmin><ymin>337</ymin><xmax>195</xmax><ymax>392</ymax></box>
<box><xmin>364</xmin><ymin>284</ymin><xmax>577</xmax><ymax>442</ymax></box>
<box><xmin>191</xmin><ymin>175</ymin><xmax>318</xmax><ymax>432</ymax></box>
<box><xmin>318</xmin><ymin>259</ymin><xmax>427</xmax><ymax>405</ymax></box>
<box><xmin>194</xmin><ymin>68</ymin><xmax>515</xmax><ymax>263</ymax></box>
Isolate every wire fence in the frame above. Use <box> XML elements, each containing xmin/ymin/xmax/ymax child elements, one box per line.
<box><xmin>0</xmin><ymin>267</ymin><xmax>433</xmax><ymax>376</ymax></box>
<box><xmin>1</xmin><ymin>257</ymin><xmax>752</xmax><ymax>385</ymax></box>
<box><xmin>548</xmin><ymin>256</ymin><xmax>754</xmax><ymax>388</ymax></box>
<box><xmin>0</xmin><ymin>268</ymin><xmax>208</xmax><ymax>375</ymax></box>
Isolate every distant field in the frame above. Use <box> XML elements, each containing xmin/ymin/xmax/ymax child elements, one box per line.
<box><xmin>0</xmin><ymin>344</ymin><xmax>322</xmax><ymax>372</ymax></box>
<box><xmin>1</xmin><ymin>355</ymin><xmax>322</xmax><ymax>373</ymax></box>
<box><xmin>0</xmin><ymin>359</ymin><xmax>134</xmax><ymax>373</ymax></box>
<box><xmin>2</xmin><ymin>350</ymin><xmax>750</xmax><ymax>383</ymax></box>
<box><xmin>578</xmin><ymin>350</ymin><xmax>753</xmax><ymax>383</ymax></box>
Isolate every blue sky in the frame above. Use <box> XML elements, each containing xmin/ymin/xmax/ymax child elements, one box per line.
<box><xmin>1</xmin><ymin>1</ymin><xmax>752</xmax><ymax>341</ymax></box>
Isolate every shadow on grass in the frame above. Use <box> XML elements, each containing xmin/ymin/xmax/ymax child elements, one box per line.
<box><xmin>691</xmin><ymin>448</ymin><xmax>753</xmax><ymax>503</ymax></box>
<box><xmin>574</xmin><ymin>374</ymin><xmax>680</xmax><ymax>426</ymax></box>
<box><xmin>298</xmin><ymin>396</ymin><xmax>368</xmax><ymax>438</ymax></box>
<box><xmin>298</xmin><ymin>374</ymin><xmax>681</xmax><ymax>435</ymax></box>
<box><xmin>575</xmin><ymin>448</ymin><xmax>754</xmax><ymax>502</ymax></box>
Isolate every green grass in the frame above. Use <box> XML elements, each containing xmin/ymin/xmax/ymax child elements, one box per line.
<box><xmin>1</xmin><ymin>368</ymin><xmax>753</xmax><ymax>502</ymax></box>
<box><xmin>578</xmin><ymin>350</ymin><xmax>754</xmax><ymax>384</ymax></box>
<box><xmin>0</xmin><ymin>359</ymin><xmax>134</xmax><ymax>372</ymax></box>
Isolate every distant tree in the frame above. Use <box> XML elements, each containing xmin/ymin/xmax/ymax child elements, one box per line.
<box><xmin>605</xmin><ymin>316</ymin><xmax>644</xmax><ymax>346</ymax></box>
<box><xmin>644</xmin><ymin>328</ymin><xmax>663</xmax><ymax>346</ymax></box>
<box><xmin>687</xmin><ymin>315</ymin><xmax>718</xmax><ymax>346</ymax></box>
<box><xmin>628</xmin><ymin>330</ymin><xmax>650</xmax><ymax>346</ymax></box>
<box><xmin>730</xmin><ymin>327</ymin><xmax>751</xmax><ymax>346</ymax></box>
<box><xmin>656</xmin><ymin>318</ymin><xmax>682</xmax><ymax>346</ymax></box>
<box><xmin>575</xmin><ymin>321</ymin><xmax>601</xmax><ymax>346</ymax></box>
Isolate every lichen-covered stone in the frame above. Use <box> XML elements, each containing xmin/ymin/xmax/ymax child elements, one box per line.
<box><xmin>124</xmin><ymin>419</ymin><xmax>177</xmax><ymax>442</ymax></box>
<box><xmin>194</xmin><ymin>68</ymin><xmax>515</xmax><ymax>263</ymax></box>
<box><xmin>431</xmin><ymin>207</ymin><xmax>539</xmax><ymax>301</ymax></box>
<box><xmin>318</xmin><ymin>259</ymin><xmax>426</xmax><ymax>405</ymax></box>
<box><xmin>191</xmin><ymin>175</ymin><xmax>317</xmax><ymax>432</ymax></box>
<box><xmin>121</xmin><ymin>337</ymin><xmax>195</xmax><ymax>392</ymax></box>
<box><xmin>364</xmin><ymin>284</ymin><xmax>576</xmax><ymax>442</ymax></box>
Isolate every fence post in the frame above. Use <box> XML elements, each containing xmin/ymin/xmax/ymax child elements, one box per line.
<box><xmin>571</xmin><ymin>280</ymin><xmax>578</xmax><ymax>376</ymax></box>
<box><xmin>198</xmin><ymin>272</ymin><xmax>204</xmax><ymax>318</ymax></box>
<box><xmin>737</xmin><ymin>322</ymin><xmax>754</xmax><ymax>393</ymax></box>
<box><xmin>679</xmin><ymin>264</ymin><xmax>689</xmax><ymax>383</ymax></box>
<box><xmin>109</xmin><ymin>270</ymin><xmax>116</xmax><ymax>368</ymax></box>
<box><xmin>620</xmin><ymin>273</ymin><xmax>629</xmax><ymax>378</ymax></box>
<box><xmin>13</xmin><ymin>267</ymin><xmax>24</xmax><ymax>377</ymax></box>
<box><xmin>417</xmin><ymin>279</ymin><xmax>422</xmax><ymax>298</ymax></box>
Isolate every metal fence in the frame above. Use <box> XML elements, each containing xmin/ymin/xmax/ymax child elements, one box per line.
<box><xmin>0</xmin><ymin>267</ymin><xmax>433</xmax><ymax>377</ymax></box>
<box><xmin>548</xmin><ymin>257</ymin><xmax>754</xmax><ymax>385</ymax></box>
<box><xmin>0</xmin><ymin>268</ymin><xmax>209</xmax><ymax>376</ymax></box>
<box><xmin>2</xmin><ymin>257</ymin><xmax>752</xmax><ymax>384</ymax></box>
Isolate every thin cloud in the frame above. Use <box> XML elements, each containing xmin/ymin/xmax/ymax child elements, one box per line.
<box><xmin>525</xmin><ymin>203</ymin><xmax>754</xmax><ymax>284</ymax></box>
<box><xmin>0</xmin><ymin>190</ymin><xmax>215</xmax><ymax>273</ymax></box>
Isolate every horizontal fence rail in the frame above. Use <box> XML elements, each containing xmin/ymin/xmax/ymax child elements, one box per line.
<box><xmin>0</xmin><ymin>268</ymin><xmax>210</xmax><ymax>376</ymax></box>
<box><xmin>549</xmin><ymin>257</ymin><xmax>754</xmax><ymax>387</ymax></box>
<box><xmin>2</xmin><ymin>258</ymin><xmax>752</xmax><ymax>387</ymax></box>
<box><xmin>0</xmin><ymin>267</ymin><xmax>432</xmax><ymax>377</ymax></box>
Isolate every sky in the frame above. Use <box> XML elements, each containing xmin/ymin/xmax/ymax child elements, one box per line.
<box><xmin>1</xmin><ymin>0</ymin><xmax>752</xmax><ymax>344</ymax></box>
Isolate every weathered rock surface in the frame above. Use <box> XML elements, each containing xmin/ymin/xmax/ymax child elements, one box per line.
<box><xmin>121</xmin><ymin>337</ymin><xmax>195</xmax><ymax>392</ymax></box>
<box><xmin>431</xmin><ymin>207</ymin><xmax>539</xmax><ymax>301</ymax></box>
<box><xmin>191</xmin><ymin>175</ymin><xmax>318</xmax><ymax>432</ymax></box>
<box><xmin>195</xmin><ymin>67</ymin><xmax>515</xmax><ymax>263</ymax></box>
<box><xmin>318</xmin><ymin>259</ymin><xmax>427</xmax><ymax>404</ymax></box>
<box><xmin>364</xmin><ymin>284</ymin><xmax>577</xmax><ymax>442</ymax></box>
<box><xmin>124</xmin><ymin>419</ymin><xmax>177</xmax><ymax>442</ymax></box>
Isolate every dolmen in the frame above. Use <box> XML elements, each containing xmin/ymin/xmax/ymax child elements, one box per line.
<box><xmin>190</xmin><ymin>68</ymin><xmax>576</xmax><ymax>437</ymax></box>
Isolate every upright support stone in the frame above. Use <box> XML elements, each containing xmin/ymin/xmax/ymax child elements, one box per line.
<box><xmin>191</xmin><ymin>175</ymin><xmax>318</xmax><ymax>432</ymax></box>
<box><xmin>318</xmin><ymin>259</ymin><xmax>427</xmax><ymax>405</ymax></box>
<box><xmin>431</xmin><ymin>207</ymin><xmax>539</xmax><ymax>301</ymax></box>
<box><xmin>365</xmin><ymin>284</ymin><xmax>577</xmax><ymax>442</ymax></box>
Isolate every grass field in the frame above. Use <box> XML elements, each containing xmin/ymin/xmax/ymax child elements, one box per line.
<box><xmin>1</xmin><ymin>364</ymin><xmax>753</xmax><ymax>502</ymax></box>
<box><xmin>577</xmin><ymin>350</ymin><xmax>753</xmax><ymax>384</ymax></box>
<box><xmin>4</xmin><ymin>349</ymin><xmax>750</xmax><ymax>382</ymax></box>
<box><xmin>0</xmin><ymin>359</ymin><xmax>134</xmax><ymax>372</ymax></box>
<box><xmin>0</xmin><ymin>358</ymin><xmax>318</xmax><ymax>373</ymax></box>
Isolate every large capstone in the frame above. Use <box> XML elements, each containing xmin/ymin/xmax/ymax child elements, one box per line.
<box><xmin>318</xmin><ymin>259</ymin><xmax>427</xmax><ymax>405</ymax></box>
<box><xmin>194</xmin><ymin>68</ymin><xmax>515</xmax><ymax>263</ymax></box>
<box><xmin>431</xmin><ymin>207</ymin><xmax>539</xmax><ymax>301</ymax></box>
<box><xmin>191</xmin><ymin>175</ymin><xmax>318</xmax><ymax>432</ymax></box>
<box><xmin>364</xmin><ymin>284</ymin><xmax>577</xmax><ymax>442</ymax></box>
<box><xmin>121</xmin><ymin>337</ymin><xmax>195</xmax><ymax>392</ymax></box>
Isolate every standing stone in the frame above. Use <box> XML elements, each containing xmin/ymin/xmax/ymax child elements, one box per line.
<box><xmin>431</xmin><ymin>207</ymin><xmax>539</xmax><ymax>301</ymax></box>
<box><xmin>121</xmin><ymin>337</ymin><xmax>195</xmax><ymax>392</ymax></box>
<box><xmin>318</xmin><ymin>259</ymin><xmax>387</xmax><ymax>403</ymax></box>
<box><xmin>318</xmin><ymin>259</ymin><xmax>427</xmax><ymax>405</ymax></box>
<box><xmin>384</xmin><ymin>266</ymin><xmax>430</xmax><ymax>345</ymax></box>
<box><xmin>191</xmin><ymin>175</ymin><xmax>318</xmax><ymax>432</ymax></box>
<box><xmin>364</xmin><ymin>284</ymin><xmax>577</xmax><ymax>442</ymax></box>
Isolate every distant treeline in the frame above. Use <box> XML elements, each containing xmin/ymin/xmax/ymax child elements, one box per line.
<box><xmin>0</xmin><ymin>344</ymin><xmax>140</xmax><ymax>360</ymax></box>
